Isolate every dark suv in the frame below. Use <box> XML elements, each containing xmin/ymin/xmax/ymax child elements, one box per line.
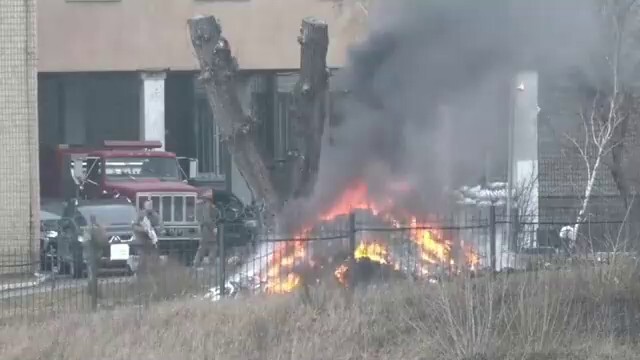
<box><xmin>47</xmin><ymin>198</ymin><xmax>138</xmax><ymax>278</ymax></box>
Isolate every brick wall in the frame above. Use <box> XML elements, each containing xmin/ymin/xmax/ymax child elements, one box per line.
<box><xmin>0</xmin><ymin>0</ymin><xmax>39</xmax><ymax>270</ymax></box>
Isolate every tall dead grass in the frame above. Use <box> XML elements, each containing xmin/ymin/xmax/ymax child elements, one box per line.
<box><xmin>1</xmin><ymin>261</ymin><xmax>639</xmax><ymax>360</ymax></box>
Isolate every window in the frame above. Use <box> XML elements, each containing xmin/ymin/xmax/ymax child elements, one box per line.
<box><xmin>274</xmin><ymin>92</ymin><xmax>293</xmax><ymax>161</ymax></box>
<box><xmin>104</xmin><ymin>157</ymin><xmax>180</xmax><ymax>181</ymax></box>
<box><xmin>195</xmin><ymin>98</ymin><xmax>225</xmax><ymax>179</ymax></box>
<box><xmin>85</xmin><ymin>158</ymin><xmax>102</xmax><ymax>184</ymax></box>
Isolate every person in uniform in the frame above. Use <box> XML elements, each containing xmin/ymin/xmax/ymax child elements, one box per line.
<box><xmin>193</xmin><ymin>189</ymin><xmax>219</xmax><ymax>268</ymax></box>
<box><xmin>132</xmin><ymin>199</ymin><xmax>162</xmax><ymax>276</ymax></box>
<box><xmin>87</xmin><ymin>214</ymin><xmax>108</xmax><ymax>259</ymax></box>
<box><xmin>85</xmin><ymin>215</ymin><xmax>108</xmax><ymax>297</ymax></box>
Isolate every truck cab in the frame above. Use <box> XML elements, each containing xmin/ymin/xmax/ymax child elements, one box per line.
<box><xmin>40</xmin><ymin>140</ymin><xmax>203</xmax><ymax>262</ymax></box>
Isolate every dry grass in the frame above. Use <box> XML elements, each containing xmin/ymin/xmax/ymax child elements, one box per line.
<box><xmin>1</xmin><ymin>260</ymin><xmax>640</xmax><ymax>360</ymax></box>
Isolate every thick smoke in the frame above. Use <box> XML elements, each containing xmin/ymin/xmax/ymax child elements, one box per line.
<box><xmin>283</xmin><ymin>0</ymin><xmax>608</xmax><ymax>229</ymax></box>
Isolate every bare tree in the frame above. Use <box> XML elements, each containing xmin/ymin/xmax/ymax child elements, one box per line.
<box><xmin>188</xmin><ymin>16</ymin><xmax>281</xmax><ymax>227</ymax></box>
<box><xmin>288</xmin><ymin>18</ymin><xmax>330</xmax><ymax>200</ymax></box>
<box><xmin>561</xmin><ymin>0</ymin><xmax>640</xmax><ymax>251</ymax></box>
<box><xmin>188</xmin><ymin>16</ymin><xmax>330</xmax><ymax>229</ymax></box>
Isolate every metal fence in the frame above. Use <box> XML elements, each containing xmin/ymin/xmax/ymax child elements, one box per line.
<box><xmin>0</xmin><ymin>207</ymin><xmax>638</xmax><ymax>321</ymax></box>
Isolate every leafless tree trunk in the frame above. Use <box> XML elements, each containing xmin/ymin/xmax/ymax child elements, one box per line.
<box><xmin>188</xmin><ymin>16</ymin><xmax>281</xmax><ymax>225</ymax></box>
<box><xmin>189</xmin><ymin>16</ymin><xmax>332</xmax><ymax>229</ymax></box>
<box><xmin>289</xmin><ymin>18</ymin><xmax>330</xmax><ymax>199</ymax></box>
<box><xmin>562</xmin><ymin>0</ymin><xmax>639</xmax><ymax>251</ymax></box>
<box><xmin>564</xmin><ymin>91</ymin><xmax>624</xmax><ymax>250</ymax></box>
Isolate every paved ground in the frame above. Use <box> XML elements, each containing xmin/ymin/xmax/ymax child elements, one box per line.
<box><xmin>0</xmin><ymin>275</ymin><xmax>132</xmax><ymax>300</ymax></box>
<box><xmin>0</xmin><ymin>264</ymin><xmax>220</xmax><ymax>301</ymax></box>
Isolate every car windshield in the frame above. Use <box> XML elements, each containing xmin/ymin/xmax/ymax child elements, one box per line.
<box><xmin>105</xmin><ymin>157</ymin><xmax>180</xmax><ymax>181</ymax></box>
<box><xmin>77</xmin><ymin>205</ymin><xmax>137</xmax><ymax>226</ymax></box>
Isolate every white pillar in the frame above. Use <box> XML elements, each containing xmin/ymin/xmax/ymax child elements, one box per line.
<box><xmin>139</xmin><ymin>71</ymin><xmax>166</xmax><ymax>150</ymax></box>
<box><xmin>512</xmin><ymin>71</ymin><xmax>539</xmax><ymax>248</ymax></box>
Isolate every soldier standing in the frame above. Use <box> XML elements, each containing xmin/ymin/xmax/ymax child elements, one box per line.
<box><xmin>86</xmin><ymin>215</ymin><xmax>107</xmax><ymax>303</ymax></box>
<box><xmin>132</xmin><ymin>199</ymin><xmax>162</xmax><ymax>276</ymax></box>
<box><xmin>193</xmin><ymin>190</ymin><xmax>219</xmax><ymax>268</ymax></box>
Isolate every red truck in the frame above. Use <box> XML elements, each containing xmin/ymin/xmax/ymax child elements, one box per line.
<box><xmin>40</xmin><ymin>140</ymin><xmax>203</xmax><ymax>262</ymax></box>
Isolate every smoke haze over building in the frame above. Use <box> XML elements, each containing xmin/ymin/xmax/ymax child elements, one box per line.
<box><xmin>282</xmin><ymin>0</ymin><xmax>610</xmax><ymax>229</ymax></box>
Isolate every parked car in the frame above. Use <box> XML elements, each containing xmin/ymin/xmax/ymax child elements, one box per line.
<box><xmin>51</xmin><ymin>198</ymin><xmax>138</xmax><ymax>278</ymax></box>
<box><xmin>211</xmin><ymin>190</ymin><xmax>260</xmax><ymax>249</ymax></box>
<box><xmin>40</xmin><ymin>208</ymin><xmax>62</xmax><ymax>272</ymax></box>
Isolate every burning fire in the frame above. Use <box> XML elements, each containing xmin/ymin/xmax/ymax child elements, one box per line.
<box><xmin>261</xmin><ymin>179</ymin><xmax>480</xmax><ymax>294</ymax></box>
<box><xmin>263</xmin><ymin>239</ymin><xmax>307</xmax><ymax>294</ymax></box>
<box><xmin>354</xmin><ymin>242</ymin><xmax>390</xmax><ymax>264</ymax></box>
<box><xmin>410</xmin><ymin>217</ymin><xmax>451</xmax><ymax>263</ymax></box>
<box><xmin>320</xmin><ymin>181</ymin><xmax>381</xmax><ymax>221</ymax></box>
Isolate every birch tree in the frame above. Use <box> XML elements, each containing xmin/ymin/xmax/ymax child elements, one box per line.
<box><xmin>561</xmin><ymin>0</ymin><xmax>640</xmax><ymax>251</ymax></box>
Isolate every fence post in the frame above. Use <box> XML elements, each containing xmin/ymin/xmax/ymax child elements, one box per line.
<box><xmin>511</xmin><ymin>207</ymin><xmax>520</xmax><ymax>252</ymax></box>
<box><xmin>489</xmin><ymin>204</ymin><xmax>496</xmax><ymax>272</ymax></box>
<box><xmin>348</xmin><ymin>212</ymin><xmax>356</xmax><ymax>256</ymax></box>
<box><xmin>217</xmin><ymin>222</ymin><xmax>226</xmax><ymax>298</ymax></box>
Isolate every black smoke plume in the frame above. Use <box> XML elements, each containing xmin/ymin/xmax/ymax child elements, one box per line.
<box><xmin>282</xmin><ymin>0</ymin><xmax>607</xmax><ymax>231</ymax></box>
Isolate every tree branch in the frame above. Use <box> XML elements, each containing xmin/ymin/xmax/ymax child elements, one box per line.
<box><xmin>188</xmin><ymin>16</ymin><xmax>281</xmax><ymax>225</ymax></box>
<box><xmin>289</xmin><ymin>17</ymin><xmax>330</xmax><ymax>199</ymax></box>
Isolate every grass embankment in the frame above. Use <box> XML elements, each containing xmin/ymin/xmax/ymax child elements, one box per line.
<box><xmin>1</xmin><ymin>261</ymin><xmax>640</xmax><ymax>360</ymax></box>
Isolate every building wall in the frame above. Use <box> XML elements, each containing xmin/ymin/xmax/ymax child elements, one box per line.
<box><xmin>38</xmin><ymin>0</ymin><xmax>363</xmax><ymax>72</ymax></box>
<box><xmin>0</xmin><ymin>0</ymin><xmax>39</xmax><ymax>260</ymax></box>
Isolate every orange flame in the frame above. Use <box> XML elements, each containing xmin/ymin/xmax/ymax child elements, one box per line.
<box><xmin>334</xmin><ymin>263</ymin><xmax>349</xmax><ymax>286</ymax></box>
<box><xmin>266</xmin><ymin>272</ymin><xmax>301</xmax><ymax>294</ymax></box>
<box><xmin>409</xmin><ymin>217</ymin><xmax>451</xmax><ymax>264</ymax></box>
<box><xmin>262</xmin><ymin>178</ymin><xmax>480</xmax><ymax>293</ymax></box>
<box><xmin>320</xmin><ymin>181</ymin><xmax>383</xmax><ymax>221</ymax></box>
<box><xmin>354</xmin><ymin>242</ymin><xmax>390</xmax><ymax>264</ymax></box>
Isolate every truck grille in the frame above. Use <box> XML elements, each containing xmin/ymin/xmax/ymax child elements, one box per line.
<box><xmin>137</xmin><ymin>194</ymin><xmax>197</xmax><ymax>224</ymax></box>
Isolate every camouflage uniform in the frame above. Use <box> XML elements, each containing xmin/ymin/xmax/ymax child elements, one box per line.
<box><xmin>87</xmin><ymin>215</ymin><xmax>108</xmax><ymax>258</ymax></box>
<box><xmin>193</xmin><ymin>195</ymin><xmax>219</xmax><ymax>267</ymax></box>
<box><xmin>132</xmin><ymin>202</ymin><xmax>162</xmax><ymax>275</ymax></box>
<box><xmin>86</xmin><ymin>215</ymin><xmax>107</xmax><ymax>295</ymax></box>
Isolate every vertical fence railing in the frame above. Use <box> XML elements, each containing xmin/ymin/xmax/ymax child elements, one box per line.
<box><xmin>489</xmin><ymin>205</ymin><xmax>497</xmax><ymax>272</ymax></box>
<box><xmin>348</xmin><ymin>212</ymin><xmax>356</xmax><ymax>257</ymax></box>
<box><xmin>217</xmin><ymin>223</ymin><xmax>226</xmax><ymax>299</ymax></box>
<box><xmin>0</xmin><ymin>211</ymin><xmax>637</xmax><ymax>320</ymax></box>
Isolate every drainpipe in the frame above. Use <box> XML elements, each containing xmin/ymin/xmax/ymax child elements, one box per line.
<box><xmin>506</xmin><ymin>75</ymin><xmax>516</xmax><ymax>252</ymax></box>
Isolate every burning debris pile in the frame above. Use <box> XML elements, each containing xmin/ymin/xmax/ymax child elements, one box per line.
<box><xmin>207</xmin><ymin>180</ymin><xmax>480</xmax><ymax>300</ymax></box>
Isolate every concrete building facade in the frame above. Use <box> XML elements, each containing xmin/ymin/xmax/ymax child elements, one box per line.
<box><xmin>36</xmin><ymin>0</ymin><xmax>360</xmax><ymax>206</ymax></box>
<box><xmin>0</xmin><ymin>0</ymin><xmax>39</xmax><ymax>256</ymax></box>
<box><xmin>6</xmin><ymin>0</ymin><xmax>633</xmax><ymax>258</ymax></box>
